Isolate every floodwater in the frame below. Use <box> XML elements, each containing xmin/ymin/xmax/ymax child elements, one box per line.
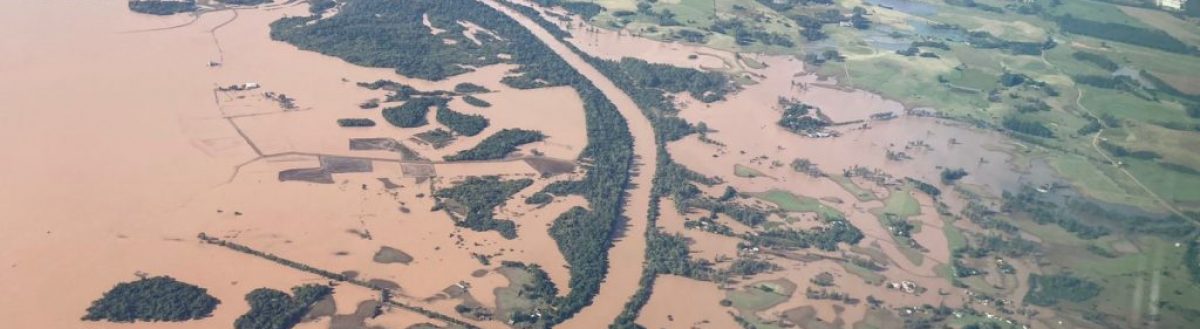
<box><xmin>513</xmin><ymin>2</ymin><xmax>1070</xmax><ymax>327</ymax></box>
<box><xmin>0</xmin><ymin>1</ymin><xmax>582</xmax><ymax>328</ymax></box>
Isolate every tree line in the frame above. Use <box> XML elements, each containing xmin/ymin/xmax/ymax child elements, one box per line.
<box><xmin>128</xmin><ymin>0</ymin><xmax>196</xmax><ymax>15</ymax></box>
<box><xmin>1056</xmin><ymin>15</ymin><xmax>1195</xmax><ymax>55</ymax></box>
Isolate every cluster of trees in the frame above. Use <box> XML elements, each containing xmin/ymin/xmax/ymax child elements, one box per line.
<box><xmin>524</xmin><ymin>191</ymin><xmax>553</xmax><ymax>205</ymax></box>
<box><xmin>1071</xmin><ymin>51</ymin><xmax>1119</xmax><ymax>71</ymax></box>
<box><xmin>679</xmin><ymin>198</ymin><xmax>768</xmax><ymax>227</ymax></box>
<box><xmin>912</xmin><ymin>40</ymin><xmax>951</xmax><ymax>51</ymax></box>
<box><xmin>434</xmin><ymin>176</ymin><xmax>533</xmax><ymax>239</ymax></box>
<box><xmin>594</xmin><ymin>57</ymin><xmax>732</xmax><ymax>105</ymax></box>
<box><xmin>777</xmin><ymin>102</ymin><xmax>828</xmax><ymax>133</ymax></box>
<box><xmin>336</xmin><ymin>118</ymin><xmax>375</xmax><ymax>127</ymax></box>
<box><xmin>966</xmin><ymin>30</ymin><xmax>1055</xmax><ymax>56</ymax></box>
<box><xmin>1187</xmin><ymin>241</ymin><xmax>1200</xmax><ymax>284</ymax></box>
<box><xmin>308</xmin><ymin>0</ymin><xmax>336</xmax><ymax>14</ymax></box>
<box><xmin>461</xmin><ymin>95</ymin><xmax>492</xmax><ymax>108</ymax></box>
<box><xmin>954</xmin><ymin>234</ymin><xmax>1040</xmax><ymax>259</ymax></box>
<box><xmin>234</xmin><ymin>285</ymin><xmax>332</xmax><ymax>329</ymax></box>
<box><xmin>1097</xmin><ymin>140</ymin><xmax>1161</xmax><ymax>160</ymax></box>
<box><xmin>82</xmin><ymin>276</ymin><xmax>220</xmax><ymax>322</ymax></box>
<box><xmin>453</xmin><ymin>82</ymin><xmax>490</xmax><ymax>94</ymax></box>
<box><xmin>358</xmin><ymin>80</ymin><xmax>454</xmax><ymax>103</ymax></box>
<box><xmin>709</xmin><ymin>18</ymin><xmax>794</xmax><ymax>47</ymax></box>
<box><xmin>849</xmin><ymin>7</ymin><xmax>871</xmax><ymax>30</ymax></box>
<box><xmin>1064</xmin><ymin>199</ymin><xmax>1197</xmax><ymax>237</ymax></box>
<box><xmin>944</xmin><ymin>0</ymin><xmax>1005</xmax><ymax>13</ymax></box>
<box><xmin>436</xmin><ymin>105</ymin><xmax>489</xmax><ymax>136</ymax></box>
<box><xmin>128</xmin><ymin>0</ymin><xmax>196</xmax><ymax>15</ymax></box>
<box><xmin>382</xmin><ymin>97</ymin><xmax>443</xmax><ymax>128</ymax></box>
<box><xmin>906</xmin><ymin>178</ymin><xmax>941</xmax><ymax>197</ymax></box>
<box><xmin>1023</xmin><ymin>273</ymin><xmax>1101</xmax><ymax>306</ymax></box>
<box><xmin>940</xmin><ymin>168</ymin><xmax>969</xmax><ymax>183</ymax></box>
<box><xmin>743</xmin><ymin>220</ymin><xmax>865</xmax><ymax>251</ymax></box>
<box><xmin>1002</xmin><ymin>116</ymin><xmax>1054</xmax><ymax>138</ymax></box>
<box><xmin>270</xmin><ymin>0</ymin><xmax>508</xmax><ymax>81</ymax></box>
<box><xmin>1056</xmin><ymin>15</ymin><xmax>1195</xmax><ymax>55</ymax></box>
<box><xmin>727</xmin><ymin>257</ymin><xmax>780</xmax><ymax>276</ymax></box>
<box><xmin>1072</xmin><ymin>74</ymin><xmax>1140</xmax><ymax>92</ymax></box>
<box><xmin>1002</xmin><ymin>186</ymin><xmax>1111</xmax><ymax>240</ymax></box>
<box><xmin>220</xmin><ymin>0</ymin><xmax>273</xmax><ymax>5</ymax></box>
<box><xmin>443</xmin><ymin>129</ymin><xmax>545</xmax><ymax>161</ymax></box>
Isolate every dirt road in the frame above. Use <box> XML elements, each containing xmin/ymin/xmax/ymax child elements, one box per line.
<box><xmin>476</xmin><ymin>0</ymin><xmax>657</xmax><ymax>327</ymax></box>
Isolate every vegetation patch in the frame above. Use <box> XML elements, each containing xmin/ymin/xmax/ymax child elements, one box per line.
<box><xmin>434</xmin><ymin>176</ymin><xmax>533</xmax><ymax>239</ymax></box>
<box><xmin>413</xmin><ymin>129</ymin><xmax>456</xmax><ymax>149</ymax></box>
<box><xmin>436</xmin><ymin>105</ymin><xmax>489</xmax><ymax>136</ymax></box>
<box><xmin>82</xmin><ymin>276</ymin><xmax>220</xmax><ymax>323</ymax></box>
<box><xmin>453</xmin><ymin>82</ymin><xmax>491</xmax><ymax>94</ymax></box>
<box><xmin>128</xmin><ymin>0</ymin><xmax>196</xmax><ymax>15</ymax></box>
<box><xmin>336</xmin><ymin>118</ymin><xmax>376</xmax><ymax>127</ymax></box>
<box><xmin>733</xmin><ymin>164</ymin><xmax>768</xmax><ymax>178</ymax></box>
<box><xmin>372</xmin><ymin>246</ymin><xmax>414</xmax><ymax>264</ymax></box>
<box><xmin>235</xmin><ymin>284</ymin><xmax>333</xmax><ymax>329</ymax></box>
<box><xmin>1023</xmin><ymin>273</ymin><xmax>1101</xmax><ymax>306</ymax></box>
<box><xmin>751</xmin><ymin>189</ymin><xmax>843</xmax><ymax>220</ymax></box>
<box><xmin>443</xmin><ymin>129</ymin><xmax>545</xmax><ymax>161</ymax></box>
<box><xmin>462</xmin><ymin>95</ymin><xmax>492</xmax><ymax>107</ymax></box>
<box><xmin>382</xmin><ymin>97</ymin><xmax>444</xmax><ymax>128</ymax></box>
<box><xmin>270</xmin><ymin>0</ymin><xmax>509</xmax><ymax>80</ymax></box>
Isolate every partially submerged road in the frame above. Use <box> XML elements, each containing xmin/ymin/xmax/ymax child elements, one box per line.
<box><xmin>478</xmin><ymin>0</ymin><xmax>656</xmax><ymax>327</ymax></box>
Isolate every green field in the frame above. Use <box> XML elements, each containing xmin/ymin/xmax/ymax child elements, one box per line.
<box><xmin>549</xmin><ymin>0</ymin><xmax>1200</xmax><ymax>325</ymax></box>
<box><xmin>752</xmin><ymin>189</ymin><xmax>844</xmax><ymax>220</ymax></box>
<box><xmin>734</xmin><ymin>163</ymin><xmax>769</xmax><ymax>178</ymax></box>
<box><xmin>829</xmin><ymin>175</ymin><xmax>877</xmax><ymax>201</ymax></box>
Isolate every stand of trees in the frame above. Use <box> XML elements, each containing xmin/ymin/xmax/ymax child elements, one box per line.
<box><xmin>1071</xmin><ymin>51</ymin><xmax>1119</xmax><ymax>71</ymax></box>
<box><xmin>906</xmin><ymin>178</ymin><xmax>941</xmax><ymax>197</ymax></box>
<box><xmin>308</xmin><ymin>0</ymin><xmax>336</xmax><ymax>14</ymax></box>
<box><xmin>1002</xmin><ymin>116</ymin><xmax>1054</xmax><ymax>138</ymax></box>
<box><xmin>778</xmin><ymin>102</ymin><xmax>828</xmax><ymax>133</ymax></box>
<box><xmin>966</xmin><ymin>30</ymin><xmax>1055</xmax><ymax>55</ymax></box>
<box><xmin>744</xmin><ymin>220</ymin><xmax>865</xmax><ymax>251</ymax></box>
<box><xmin>940</xmin><ymin>168</ymin><xmax>969</xmax><ymax>182</ymax></box>
<box><xmin>434</xmin><ymin>176</ymin><xmax>533</xmax><ymax>239</ymax></box>
<box><xmin>221</xmin><ymin>0</ymin><xmax>273</xmax><ymax>5</ymax></box>
<box><xmin>336</xmin><ymin>118</ymin><xmax>376</xmax><ymax>127</ymax></box>
<box><xmin>1024</xmin><ymin>273</ymin><xmax>1101</xmax><ymax>306</ymax></box>
<box><xmin>82</xmin><ymin>276</ymin><xmax>220</xmax><ymax>322</ymax></box>
<box><xmin>128</xmin><ymin>0</ymin><xmax>197</xmax><ymax>15</ymax></box>
<box><xmin>270</xmin><ymin>0</ymin><xmax>508</xmax><ymax>81</ymax></box>
<box><xmin>234</xmin><ymin>285</ymin><xmax>332</xmax><ymax>329</ymax></box>
<box><xmin>443</xmin><ymin>128</ymin><xmax>545</xmax><ymax>161</ymax></box>
<box><xmin>382</xmin><ymin>97</ymin><xmax>443</xmax><ymax>128</ymax></box>
<box><xmin>435</xmin><ymin>105</ymin><xmax>489</xmax><ymax>136</ymax></box>
<box><xmin>453</xmin><ymin>82</ymin><xmax>491</xmax><ymax>94</ymax></box>
<box><xmin>1056</xmin><ymin>15</ymin><xmax>1195</xmax><ymax>55</ymax></box>
<box><xmin>462</xmin><ymin>95</ymin><xmax>492</xmax><ymax>107</ymax></box>
<box><xmin>1002</xmin><ymin>186</ymin><xmax>1111</xmax><ymax>240</ymax></box>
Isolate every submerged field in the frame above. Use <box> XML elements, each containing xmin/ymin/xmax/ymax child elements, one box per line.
<box><xmin>3</xmin><ymin>0</ymin><xmax>1199</xmax><ymax>329</ymax></box>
